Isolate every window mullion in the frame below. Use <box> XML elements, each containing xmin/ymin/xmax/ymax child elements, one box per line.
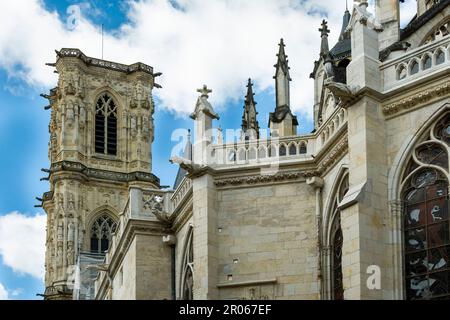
<box><xmin>104</xmin><ymin>112</ymin><xmax>108</xmax><ymax>155</ymax></box>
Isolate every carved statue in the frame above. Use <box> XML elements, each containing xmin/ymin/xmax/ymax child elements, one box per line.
<box><xmin>76</xmin><ymin>74</ymin><xmax>86</xmax><ymax>98</ymax></box>
<box><xmin>131</xmin><ymin>80</ymin><xmax>148</xmax><ymax>108</ymax></box>
<box><xmin>57</xmin><ymin>220</ymin><xmax>64</xmax><ymax>241</ymax></box>
<box><xmin>135</xmin><ymin>80</ymin><xmax>144</xmax><ymax>102</ymax></box>
<box><xmin>64</xmin><ymin>73</ymin><xmax>76</xmax><ymax>95</ymax></box>
<box><xmin>57</xmin><ymin>193</ymin><xmax>64</xmax><ymax>210</ymax></box>
<box><xmin>79</xmin><ymin>105</ymin><xmax>86</xmax><ymax>128</ymax></box>
<box><xmin>142</xmin><ymin>116</ymin><xmax>150</xmax><ymax>140</ymax></box>
<box><xmin>67</xmin><ymin>193</ymin><xmax>75</xmax><ymax>211</ymax></box>
<box><xmin>130</xmin><ymin>114</ymin><xmax>137</xmax><ymax>137</ymax></box>
<box><xmin>68</xmin><ymin>222</ymin><xmax>75</xmax><ymax>242</ymax></box>
<box><xmin>65</xmin><ymin>102</ymin><xmax>75</xmax><ymax>125</ymax></box>
<box><xmin>67</xmin><ymin>243</ymin><xmax>74</xmax><ymax>266</ymax></box>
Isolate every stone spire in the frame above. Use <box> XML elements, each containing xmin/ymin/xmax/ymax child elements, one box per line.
<box><xmin>339</xmin><ymin>5</ymin><xmax>352</xmax><ymax>41</ymax></box>
<box><xmin>274</xmin><ymin>38</ymin><xmax>292</xmax><ymax>110</ymax></box>
<box><xmin>269</xmin><ymin>39</ymin><xmax>298</xmax><ymax>137</ymax></box>
<box><xmin>241</xmin><ymin>78</ymin><xmax>260</xmax><ymax>140</ymax></box>
<box><xmin>319</xmin><ymin>20</ymin><xmax>330</xmax><ymax>58</ymax></box>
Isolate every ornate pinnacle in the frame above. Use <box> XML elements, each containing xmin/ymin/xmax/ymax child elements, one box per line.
<box><xmin>245</xmin><ymin>78</ymin><xmax>256</xmax><ymax>105</ymax></box>
<box><xmin>197</xmin><ymin>85</ymin><xmax>212</xmax><ymax>98</ymax></box>
<box><xmin>319</xmin><ymin>20</ymin><xmax>330</xmax><ymax>57</ymax></box>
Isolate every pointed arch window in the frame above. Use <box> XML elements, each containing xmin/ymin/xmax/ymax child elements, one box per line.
<box><xmin>279</xmin><ymin>144</ymin><xmax>287</xmax><ymax>157</ymax></box>
<box><xmin>330</xmin><ymin>173</ymin><xmax>349</xmax><ymax>300</ymax></box>
<box><xmin>299</xmin><ymin>142</ymin><xmax>307</xmax><ymax>154</ymax></box>
<box><xmin>181</xmin><ymin>228</ymin><xmax>194</xmax><ymax>300</ymax></box>
<box><xmin>90</xmin><ymin>214</ymin><xmax>117</xmax><ymax>254</ymax></box>
<box><xmin>401</xmin><ymin>114</ymin><xmax>450</xmax><ymax>300</ymax></box>
<box><xmin>95</xmin><ymin>94</ymin><xmax>117</xmax><ymax>156</ymax></box>
<box><xmin>289</xmin><ymin>144</ymin><xmax>297</xmax><ymax>156</ymax></box>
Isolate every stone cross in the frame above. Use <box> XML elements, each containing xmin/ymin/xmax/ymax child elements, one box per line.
<box><xmin>197</xmin><ymin>85</ymin><xmax>212</xmax><ymax>98</ymax></box>
<box><xmin>319</xmin><ymin>20</ymin><xmax>330</xmax><ymax>37</ymax></box>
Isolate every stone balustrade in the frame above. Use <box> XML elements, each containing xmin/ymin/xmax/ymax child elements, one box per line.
<box><xmin>170</xmin><ymin>177</ymin><xmax>192</xmax><ymax>211</ymax></box>
<box><xmin>315</xmin><ymin>107</ymin><xmax>348</xmax><ymax>151</ymax></box>
<box><xmin>382</xmin><ymin>35</ymin><xmax>450</xmax><ymax>91</ymax></box>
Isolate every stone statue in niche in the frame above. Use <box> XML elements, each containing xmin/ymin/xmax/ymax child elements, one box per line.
<box><xmin>142</xmin><ymin>116</ymin><xmax>150</xmax><ymax>140</ymax></box>
<box><xmin>130</xmin><ymin>80</ymin><xmax>150</xmax><ymax>109</ymax></box>
<box><xmin>76</xmin><ymin>74</ymin><xmax>86</xmax><ymax>98</ymax></box>
<box><xmin>64</xmin><ymin>73</ymin><xmax>76</xmax><ymax>95</ymax></box>
<box><xmin>68</xmin><ymin>222</ymin><xmax>75</xmax><ymax>242</ymax></box>
<box><xmin>135</xmin><ymin>81</ymin><xmax>144</xmax><ymax>102</ymax></box>
<box><xmin>78</xmin><ymin>194</ymin><xmax>85</xmax><ymax>211</ymax></box>
<box><xmin>67</xmin><ymin>245</ymin><xmax>74</xmax><ymax>266</ymax></box>
<box><xmin>56</xmin><ymin>244</ymin><xmax>63</xmax><ymax>266</ymax></box>
<box><xmin>79</xmin><ymin>105</ymin><xmax>86</xmax><ymax>128</ymax></box>
<box><xmin>130</xmin><ymin>114</ymin><xmax>137</xmax><ymax>137</ymax></box>
<box><xmin>65</xmin><ymin>102</ymin><xmax>75</xmax><ymax>126</ymax></box>
<box><xmin>57</xmin><ymin>193</ymin><xmax>64</xmax><ymax>210</ymax></box>
<box><xmin>67</xmin><ymin>193</ymin><xmax>75</xmax><ymax>211</ymax></box>
<box><xmin>57</xmin><ymin>220</ymin><xmax>64</xmax><ymax>242</ymax></box>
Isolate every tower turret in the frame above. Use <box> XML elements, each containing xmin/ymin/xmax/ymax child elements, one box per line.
<box><xmin>41</xmin><ymin>48</ymin><xmax>160</xmax><ymax>299</ymax></box>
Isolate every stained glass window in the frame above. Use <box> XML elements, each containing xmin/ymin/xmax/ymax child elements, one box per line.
<box><xmin>402</xmin><ymin>114</ymin><xmax>450</xmax><ymax>300</ymax></box>
<box><xmin>330</xmin><ymin>173</ymin><xmax>349</xmax><ymax>300</ymax></box>
<box><xmin>404</xmin><ymin>171</ymin><xmax>449</xmax><ymax>300</ymax></box>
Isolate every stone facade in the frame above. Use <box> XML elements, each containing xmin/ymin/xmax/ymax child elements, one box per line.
<box><xmin>43</xmin><ymin>1</ymin><xmax>450</xmax><ymax>300</ymax></box>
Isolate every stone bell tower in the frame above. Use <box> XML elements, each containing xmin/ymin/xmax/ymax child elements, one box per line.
<box><xmin>39</xmin><ymin>48</ymin><xmax>161</xmax><ymax>299</ymax></box>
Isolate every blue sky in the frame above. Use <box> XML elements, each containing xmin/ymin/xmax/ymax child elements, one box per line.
<box><xmin>0</xmin><ymin>0</ymin><xmax>417</xmax><ymax>300</ymax></box>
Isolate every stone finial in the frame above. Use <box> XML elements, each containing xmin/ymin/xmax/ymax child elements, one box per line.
<box><xmin>319</xmin><ymin>20</ymin><xmax>330</xmax><ymax>37</ymax></box>
<box><xmin>197</xmin><ymin>85</ymin><xmax>212</xmax><ymax>99</ymax></box>
<box><xmin>319</xmin><ymin>20</ymin><xmax>330</xmax><ymax>57</ymax></box>
<box><xmin>190</xmin><ymin>85</ymin><xmax>219</xmax><ymax>120</ymax></box>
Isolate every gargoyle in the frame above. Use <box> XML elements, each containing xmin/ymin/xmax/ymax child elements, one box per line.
<box><xmin>169</xmin><ymin>156</ymin><xmax>206</xmax><ymax>175</ymax></box>
<box><xmin>324</xmin><ymin>78</ymin><xmax>360</xmax><ymax>106</ymax></box>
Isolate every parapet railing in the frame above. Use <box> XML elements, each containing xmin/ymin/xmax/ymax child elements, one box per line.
<box><xmin>381</xmin><ymin>35</ymin><xmax>450</xmax><ymax>91</ymax></box>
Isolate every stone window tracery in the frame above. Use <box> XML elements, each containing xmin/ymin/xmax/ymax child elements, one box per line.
<box><xmin>423</xmin><ymin>20</ymin><xmax>449</xmax><ymax>45</ymax></box>
<box><xmin>95</xmin><ymin>94</ymin><xmax>117</xmax><ymax>156</ymax></box>
<box><xmin>90</xmin><ymin>213</ymin><xmax>117</xmax><ymax>254</ymax></box>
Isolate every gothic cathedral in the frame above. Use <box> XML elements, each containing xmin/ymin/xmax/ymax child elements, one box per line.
<box><xmin>40</xmin><ymin>0</ymin><xmax>450</xmax><ymax>300</ymax></box>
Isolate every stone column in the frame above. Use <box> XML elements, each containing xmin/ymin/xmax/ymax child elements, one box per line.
<box><xmin>190</xmin><ymin>85</ymin><xmax>220</xmax><ymax>299</ymax></box>
<box><xmin>192</xmin><ymin>174</ymin><xmax>219</xmax><ymax>299</ymax></box>
<box><xmin>306</xmin><ymin>176</ymin><xmax>324</xmax><ymax>300</ymax></box>
<box><xmin>341</xmin><ymin>2</ymin><xmax>392</xmax><ymax>300</ymax></box>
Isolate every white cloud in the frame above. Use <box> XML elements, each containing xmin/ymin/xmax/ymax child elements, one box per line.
<box><xmin>0</xmin><ymin>283</ymin><xmax>8</xmax><ymax>300</ymax></box>
<box><xmin>0</xmin><ymin>0</ymin><xmax>419</xmax><ymax>119</ymax></box>
<box><xmin>0</xmin><ymin>212</ymin><xmax>46</xmax><ymax>280</ymax></box>
<box><xmin>11</xmin><ymin>288</ymin><xmax>24</xmax><ymax>297</ymax></box>
<box><xmin>0</xmin><ymin>0</ymin><xmax>349</xmax><ymax>119</ymax></box>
